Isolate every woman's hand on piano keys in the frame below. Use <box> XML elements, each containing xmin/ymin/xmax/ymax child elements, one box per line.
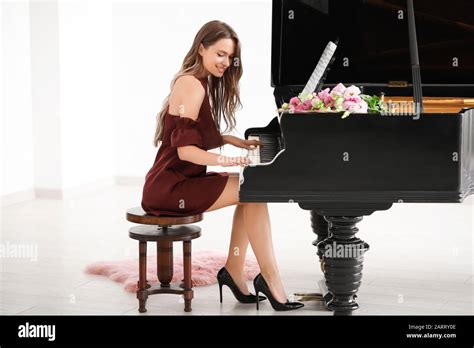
<box><xmin>218</xmin><ymin>155</ymin><xmax>252</xmax><ymax>167</ymax></box>
<box><xmin>222</xmin><ymin>135</ymin><xmax>263</xmax><ymax>150</ymax></box>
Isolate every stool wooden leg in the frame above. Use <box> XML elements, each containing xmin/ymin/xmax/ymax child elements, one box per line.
<box><xmin>157</xmin><ymin>241</ymin><xmax>173</xmax><ymax>287</ymax></box>
<box><xmin>183</xmin><ymin>240</ymin><xmax>193</xmax><ymax>312</ymax></box>
<box><xmin>137</xmin><ymin>241</ymin><xmax>148</xmax><ymax>313</ymax></box>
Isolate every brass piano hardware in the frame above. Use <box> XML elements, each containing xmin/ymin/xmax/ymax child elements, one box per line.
<box><xmin>388</xmin><ymin>81</ymin><xmax>408</xmax><ymax>87</ymax></box>
<box><xmin>422</xmin><ymin>98</ymin><xmax>474</xmax><ymax>105</ymax></box>
<box><xmin>293</xmin><ymin>292</ymin><xmax>324</xmax><ymax>302</ymax></box>
<box><xmin>382</xmin><ymin>97</ymin><xmax>474</xmax><ymax>113</ymax></box>
<box><xmin>294</xmin><ymin>292</ymin><xmax>323</xmax><ymax>296</ymax></box>
<box><xmin>387</xmin><ymin>97</ymin><xmax>474</xmax><ymax>105</ymax></box>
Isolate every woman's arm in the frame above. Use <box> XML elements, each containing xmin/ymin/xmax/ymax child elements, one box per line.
<box><xmin>177</xmin><ymin>145</ymin><xmax>221</xmax><ymax>165</ymax></box>
<box><xmin>222</xmin><ymin>135</ymin><xmax>261</xmax><ymax>149</ymax></box>
<box><xmin>178</xmin><ymin>145</ymin><xmax>249</xmax><ymax>167</ymax></box>
<box><xmin>171</xmin><ymin>76</ymin><xmax>249</xmax><ymax>167</ymax></box>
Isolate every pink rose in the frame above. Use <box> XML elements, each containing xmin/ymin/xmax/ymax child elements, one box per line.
<box><xmin>290</xmin><ymin>97</ymin><xmax>300</xmax><ymax>106</ymax></box>
<box><xmin>324</xmin><ymin>96</ymin><xmax>335</xmax><ymax>108</ymax></box>
<box><xmin>345</xmin><ymin>95</ymin><xmax>362</xmax><ymax>103</ymax></box>
<box><xmin>295</xmin><ymin>103</ymin><xmax>310</xmax><ymax>111</ymax></box>
<box><xmin>343</xmin><ymin>99</ymin><xmax>368</xmax><ymax>113</ymax></box>
<box><xmin>358</xmin><ymin>100</ymin><xmax>368</xmax><ymax>113</ymax></box>
<box><xmin>342</xmin><ymin>100</ymin><xmax>355</xmax><ymax>112</ymax></box>
<box><xmin>343</xmin><ymin>85</ymin><xmax>361</xmax><ymax>99</ymax></box>
<box><xmin>317</xmin><ymin>88</ymin><xmax>335</xmax><ymax>107</ymax></box>
<box><xmin>317</xmin><ymin>88</ymin><xmax>330</xmax><ymax>101</ymax></box>
<box><xmin>331</xmin><ymin>83</ymin><xmax>346</xmax><ymax>95</ymax></box>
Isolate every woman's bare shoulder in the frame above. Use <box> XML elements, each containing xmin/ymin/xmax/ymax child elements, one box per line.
<box><xmin>169</xmin><ymin>75</ymin><xmax>206</xmax><ymax>120</ymax></box>
<box><xmin>172</xmin><ymin>75</ymin><xmax>205</xmax><ymax>97</ymax></box>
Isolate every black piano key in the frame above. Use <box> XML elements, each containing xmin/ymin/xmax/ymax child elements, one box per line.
<box><xmin>250</xmin><ymin>133</ymin><xmax>282</xmax><ymax>163</ymax></box>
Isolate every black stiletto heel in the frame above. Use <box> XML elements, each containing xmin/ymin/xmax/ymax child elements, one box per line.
<box><xmin>217</xmin><ymin>267</ymin><xmax>267</xmax><ymax>304</ymax></box>
<box><xmin>253</xmin><ymin>273</ymin><xmax>304</xmax><ymax>311</ymax></box>
<box><xmin>256</xmin><ymin>290</ymin><xmax>260</xmax><ymax>310</ymax></box>
<box><xmin>219</xmin><ymin>282</ymin><xmax>223</xmax><ymax>303</ymax></box>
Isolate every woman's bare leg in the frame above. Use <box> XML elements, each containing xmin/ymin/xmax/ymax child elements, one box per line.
<box><xmin>205</xmin><ymin>174</ymin><xmax>240</xmax><ymax>211</ymax></box>
<box><xmin>242</xmin><ymin>202</ymin><xmax>287</xmax><ymax>303</ymax></box>
<box><xmin>224</xmin><ymin>204</ymin><xmax>251</xmax><ymax>294</ymax></box>
<box><xmin>206</xmin><ymin>174</ymin><xmax>250</xmax><ymax>293</ymax></box>
<box><xmin>206</xmin><ymin>174</ymin><xmax>288</xmax><ymax>303</ymax></box>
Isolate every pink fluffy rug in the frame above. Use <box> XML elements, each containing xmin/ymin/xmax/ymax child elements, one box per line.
<box><xmin>84</xmin><ymin>250</ymin><xmax>260</xmax><ymax>293</ymax></box>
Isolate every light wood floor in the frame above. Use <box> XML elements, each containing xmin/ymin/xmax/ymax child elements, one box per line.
<box><xmin>1</xmin><ymin>185</ymin><xmax>472</xmax><ymax>315</ymax></box>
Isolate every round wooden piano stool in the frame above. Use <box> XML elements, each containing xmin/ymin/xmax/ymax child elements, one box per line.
<box><xmin>126</xmin><ymin>207</ymin><xmax>202</xmax><ymax>313</ymax></box>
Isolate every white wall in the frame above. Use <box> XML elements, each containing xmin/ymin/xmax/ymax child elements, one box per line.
<box><xmin>1</xmin><ymin>0</ymin><xmax>275</xmax><ymax>203</ymax></box>
<box><xmin>0</xmin><ymin>2</ymin><xmax>3</xmax><ymax>203</ymax></box>
<box><xmin>2</xmin><ymin>1</ymin><xmax>35</xmax><ymax>202</ymax></box>
<box><xmin>30</xmin><ymin>0</ymin><xmax>63</xmax><ymax>197</ymax></box>
<box><xmin>57</xmin><ymin>0</ymin><xmax>114</xmax><ymax>192</ymax></box>
<box><xmin>113</xmin><ymin>0</ymin><xmax>275</xmax><ymax>178</ymax></box>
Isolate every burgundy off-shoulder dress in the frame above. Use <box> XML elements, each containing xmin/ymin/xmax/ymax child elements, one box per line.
<box><xmin>141</xmin><ymin>77</ymin><xmax>229</xmax><ymax>216</ymax></box>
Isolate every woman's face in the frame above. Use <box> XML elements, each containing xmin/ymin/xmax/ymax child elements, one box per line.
<box><xmin>199</xmin><ymin>38</ymin><xmax>235</xmax><ymax>78</ymax></box>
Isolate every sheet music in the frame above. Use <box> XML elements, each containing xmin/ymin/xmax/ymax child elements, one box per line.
<box><xmin>301</xmin><ymin>41</ymin><xmax>338</xmax><ymax>96</ymax></box>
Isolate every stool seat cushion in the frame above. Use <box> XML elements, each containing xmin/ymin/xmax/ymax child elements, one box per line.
<box><xmin>126</xmin><ymin>207</ymin><xmax>202</xmax><ymax>225</ymax></box>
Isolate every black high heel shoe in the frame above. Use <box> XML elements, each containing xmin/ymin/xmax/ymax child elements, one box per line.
<box><xmin>217</xmin><ymin>267</ymin><xmax>267</xmax><ymax>304</ymax></box>
<box><xmin>253</xmin><ymin>273</ymin><xmax>304</xmax><ymax>311</ymax></box>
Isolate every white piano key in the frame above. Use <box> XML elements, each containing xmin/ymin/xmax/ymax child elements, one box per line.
<box><xmin>247</xmin><ymin>135</ymin><xmax>261</xmax><ymax>165</ymax></box>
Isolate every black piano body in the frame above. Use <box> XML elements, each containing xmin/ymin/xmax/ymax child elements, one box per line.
<box><xmin>239</xmin><ymin>0</ymin><xmax>474</xmax><ymax>315</ymax></box>
<box><xmin>241</xmin><ymin>111</ymin><xmax>473</xmax><ymax>204</ymax></box>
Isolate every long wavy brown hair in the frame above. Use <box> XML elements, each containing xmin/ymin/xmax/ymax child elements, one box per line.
<box><xmin>153</xmin><ymin>20</ymin><xmax>243</xmax><ymax>147</ymax></box>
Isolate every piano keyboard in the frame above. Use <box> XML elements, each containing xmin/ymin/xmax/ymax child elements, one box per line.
<box><xmin>247</xmin><ymin>134</ymin><xmax>282</xmax><ymax>165</ymax></box>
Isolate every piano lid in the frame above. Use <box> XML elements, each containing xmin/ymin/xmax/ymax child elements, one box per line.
<box><xmin>271</xmin><ymin>0</ymin><xmax>474</xmax><ymax>90</ymax></box>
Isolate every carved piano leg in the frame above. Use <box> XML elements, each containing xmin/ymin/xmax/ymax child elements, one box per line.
<box><xmin>310</xmin><ymin>210</ymin><xmax>330</xmax><ymax>271</ymax></box>
<box><xmin>317</xmin><ymin>216</ymin><xmax>369</xmax><ymax>316</ymax></box>
<box><xmin>293</xmin><ymin>211</ymin><xmax>331</xmax><ymax>303</ymax></box>
<box><xmin>310</xmin><ymin>210</ymin><xmax>330</xmax><ymax>248</ymax></box>
<box><xmin>292</xmin><ymin>211</ymin><xmax>331</xmax><ymax>304</ymax></box>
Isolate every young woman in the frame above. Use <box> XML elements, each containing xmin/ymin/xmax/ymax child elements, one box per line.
<box><xmin>141</xmin><ymin>20</ymin><xmax>303</xmax><ymax>311</ymax></box>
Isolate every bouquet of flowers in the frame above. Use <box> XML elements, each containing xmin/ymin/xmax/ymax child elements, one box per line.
<box><xmin>279</xmin><ymin>83</ymin><xmax>385</xmax><ymax>118</ymax></box>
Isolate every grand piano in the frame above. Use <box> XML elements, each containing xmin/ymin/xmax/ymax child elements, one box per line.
<box><xmin>238</xmin><ymin>0</ymin><xmax>474</xmax><ymax>315</ymax></box>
